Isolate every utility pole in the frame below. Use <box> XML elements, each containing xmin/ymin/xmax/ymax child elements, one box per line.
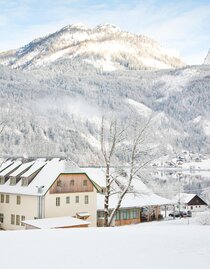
<box><xmin>36</xmin><ymin>186</ymin><xmax>44</xmax><ymax>219</ymax></box>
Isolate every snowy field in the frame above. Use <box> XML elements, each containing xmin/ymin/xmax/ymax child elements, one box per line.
<box><xmin>1</xmin><ymin>220</ymin><xmax>210</xmax><ymax>269</ymax></box>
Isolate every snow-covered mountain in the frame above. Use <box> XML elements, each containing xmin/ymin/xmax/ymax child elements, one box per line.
<box><xmin>204</xmin><ymin>49</ymin><xmax>210</xmax><ymax>64</ymax></box>
<box><xmin>0</xmin><ymin>23</ymin><xmax>184</xmax><ymax>71</ymax></box>
<box><xmin>0</xmin><ymin>60</ymin><xmax>210</xmax><ymax>164</ymax></box>
<box><xmin>0</xmin><ymin>24</ymin><xmax>209</xmax><ymax>164</ymax></box>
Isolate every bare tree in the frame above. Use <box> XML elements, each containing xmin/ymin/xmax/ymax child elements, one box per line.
<box><xmin>100</xmin><ymin>116</ymin><xmax>158</xmax><ymax>227</ymax></box>
<box><xmin>0</xmin><ymin>120</ymin><xmax>7</xmax><ymax>165</ymax></box>
<box><xmin>100</xmin><ymin>117</ymin><xmax>125</xmax><ymax>227</ymax></box>
<box><xmin>0</xmin><ymin>121</ymin><xmax>6</xmax><ymax>135</ymax></box>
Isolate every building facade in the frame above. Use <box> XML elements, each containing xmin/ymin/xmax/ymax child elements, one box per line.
<box><xmin>0</xmin><ymin>158</ymin><xmax>98</xmax><ymax>230</ymax></box>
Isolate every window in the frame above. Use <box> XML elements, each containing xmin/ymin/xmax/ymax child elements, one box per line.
<box><xmin>97</xmin><ymin>211</ymin><xmax>104</xmax><ymax>219</ymax></box>
<box><xmin>21</xmin><ymin>216</ymin><xmax>25</xmax><ymax>226</ymax></box>
<box><xmin>6</xmin><ymin>195</ymin><xmax>9</xmax><ymax>204</ymax></box>
<box><xmin>70</xmin><ymin>180</ymin><xmax>74</xmax><ymax>186</ymax></box>
<box><xmin>133</xmin><ymin>209</ymin><xmax>138</xmax><ymax>219</ymax></box>
<box><xmin>1</xmin><ymin>194</ymin><xmax>4</xmax><ymax>203</ymax></box>
<box><xmin>130</xmin><ymin>209</ymin><xmax>138</xmax><ymax>219</ymax></box>
<box><xmin>75</xmin><ymin>196</ymin><xmax>79</xmax><ymax>203</ymax></box>
<box><xmin>11</xmin><ymin>214</ymin><xmax>15</xmax><ymax>225</ymax></box>
<box><xmin>121</xmin><ymin>210</ymin><xmax>130</xmax><ymax>220</ymax></box>
<box><xmin>66</xmin><ymin>196</ymin><xmax>70</xmax><ymax>204</ymax></box>
<box><xmin>17</xmin><ymin>196</ymin><xmax>21</xmax><ymax>205</ymax></box>
<box><xmin>56</xmin><ymin>197</ymin><xmax>60</xmax><ymax>206</ymax></box>
<box><xmin>0</xmin><ymin>213</ymin><xmax>4</xmax><ymax>223</ymax></box>
<box><xmin>10</xmin><ymin>177</ymin><xmax>16</xmax><ymax>185</ymax></box>
<box><xmin>0</xmin><ymin>177</ymin><xmax>5</xmax><ymax>184</ymax></box>
<box><xmin>22</xmin><ymin>178</ymin><xmax>28</xmax><ymax>186</ymax></box>
<box><xmin>83</xmin><ymin>180</ymin><xmax>88</xmax><ymax>186</ymax></box>
<box><xmin>57</xmin><ymin>180</ymin><xmax>62</xmax><ymax>187</ymax></box>
<box><xmin>115</xmin><ymin>211</ymin><xmax>120</xmax><ymax>221</ymax></box>
<box><xmin>84</xmin><ymin>195</ymin><xmax>89</xmax><ymax>204</ymax></box>
<box><xmin>16</xmin><ymin>215</ymin><xmax>20</xmax><ymax>225</ymax></box>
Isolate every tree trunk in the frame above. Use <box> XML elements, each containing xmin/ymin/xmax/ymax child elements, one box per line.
<box><xmin>104</xmin><ymin>163</ymin><xmax>110</xmax><ymax>227</ymax></box>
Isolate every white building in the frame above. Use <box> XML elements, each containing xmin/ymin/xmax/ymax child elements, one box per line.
<box><xmin>0</xmin><ymin>158</ymin><xmax>98</xmax><ymax>230</ymax></box>
<box><xmin>174</xmin><ymin>193</ymin><xmax>208</xmax><ymax>212</ymax></box>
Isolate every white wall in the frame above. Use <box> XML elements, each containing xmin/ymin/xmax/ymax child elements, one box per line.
<box><xmin>0</xmin><ymin>193</ymin><xmax>38</xmax><ymax>230</ymax></box>
<box><xmin>177</xmin><ymin>204</ymin><xmax>207</xmax><ymax>212</ymax></box>
<box><xmin>44</xmin><ymin>188</ymin><xmax>97</xmax><ymax>227</ymax></box>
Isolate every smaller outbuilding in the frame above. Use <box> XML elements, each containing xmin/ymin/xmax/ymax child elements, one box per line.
<box><xmin>174</xmin><ymin>193</ymin><xmax>208</xmax><ymax>212</ymax></box>
<box><xmin>22</xmin><ymin>216</ymin><xmax>90</xmax><ymax>229</ymax></box>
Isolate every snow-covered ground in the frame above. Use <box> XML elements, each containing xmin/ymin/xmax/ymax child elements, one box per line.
<box><xmin>1</xmin><ymin>219</ymin><xmax>210</xmax><ymax>269</ymax></box>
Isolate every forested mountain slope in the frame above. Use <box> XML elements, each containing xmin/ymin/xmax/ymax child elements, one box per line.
<box><xmin>0</xmin><ymin>61</ymin><xmax>210</xmax><ymax>164</ymax></box>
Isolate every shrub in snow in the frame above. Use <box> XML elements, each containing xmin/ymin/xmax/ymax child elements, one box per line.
<box><xmin>196</xmin><ymin>212</ymin><xmax>210</xmax><ymax>225</ymax></box>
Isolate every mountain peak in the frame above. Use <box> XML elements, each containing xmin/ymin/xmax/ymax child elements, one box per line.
<box><xmin>0</xmin><ymin>23</ymin><xmax>185</xmax><ymax>71</ymax></box>
<box><xmin>62</xmin><ymin>23</ymin><xmax>89</xmax><ymax>31</ymax></box>
<box><xmin>95</xmin><ymin>23</ymin><xmax>121</xmax><ymax>31</ymax></box>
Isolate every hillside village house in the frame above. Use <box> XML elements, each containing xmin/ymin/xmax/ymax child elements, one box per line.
<box><xmin>174</xmin><ymin>193</ymin><xmax>208</xmax><ymax>212</ymax></box>
<box><xmin>0</xmin><ymin>158</ymin><xmax>98</xmax><ymax>230</ymax></box>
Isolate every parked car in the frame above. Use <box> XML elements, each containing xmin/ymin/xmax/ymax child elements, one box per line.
<box><xmin>169</xmin><ymin>211</ymin><xmax>182</xmax><ymax>218</ymax></box>
<box><xmin>182</xmin><ymin>212</ymin><xmax>188</xmax><ymax>218</ymax></box>
<box><xmin>169</xmin><ymin>211</ymin><xmax>192</xmax><ymax>218</ymax></box>
<box><xmin>169</xmin><ymin>211</ymin><xmax>185</xmax><ymax>218</ymax></box>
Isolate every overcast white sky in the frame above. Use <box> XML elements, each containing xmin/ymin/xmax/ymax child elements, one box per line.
<box><xmin>0</xmin><ymin>0</ymin><xmax>210</xmax><ymax>64</ymax></box>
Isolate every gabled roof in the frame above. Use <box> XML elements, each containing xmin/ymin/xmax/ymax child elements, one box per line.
<box><xmin>173</xmin><ymin>193</ymin><xmax>196</xmax><ymax>204</ymax></box>
<box><xmin>0</xmin><ymin>158</ymin><xmax>86</xmax><ymax>196</ymax></box>
<box><xmin>173</xmin><ymin>193</ymin><xmax>208</xmax><ymax>205</ymax></box>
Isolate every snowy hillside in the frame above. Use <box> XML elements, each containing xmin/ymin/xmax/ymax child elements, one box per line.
<box><xmin>0</xmin><ymin>23</ymin><xmax>184</xmax><ymax>71</ymax></box>
<box><xmin>0</xmin><ymin>62</ymin><xmax>210</xmax><ymax>164</ymax></box>
<box><xmin>0</xmin><ymin>224</ymin><xmax>210</xmax><ymax>269</ymax></box>
<box><xmin>204</xmin><ymin>49</ymin><xmax>210</xmax><ymax>64</ymax></box>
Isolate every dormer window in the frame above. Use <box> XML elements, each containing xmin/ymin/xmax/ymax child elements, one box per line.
<box><xmin>22</xmin><ymin>178</ymin><xmax>28</xmax><ymax>186</ymax></box>
<box><xmin>10</xmin><ymin>177</ymin><xmax>16</xmax><ymax>185</ymax></box>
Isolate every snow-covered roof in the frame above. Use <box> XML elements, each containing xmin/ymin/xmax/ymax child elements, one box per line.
<box><xmin>9</xmin><ymin>161</ymin><xmax>35</xmax><ymax>177</ymax></box>
<box><xmin>0</xmin><ymin>160</ymin><xmax>14</xmax><ymax>172</ymax></box>
<box><xmin>21</xmin><ymin>159</ymin><xmax>46</xmax><ymax>177</ymax></box>
<box><xmin>83</xmin><ymin>167</ymin><xmax>173</xmax><ymax>209</ymax></box>
<box><xmin>0</xmin><ymin>158</ymin><xmax>84</xmax><ymax>196</ymax></box>
<box><xmin>76</xmin><ymin>212</ymin><xmax>91</xmax><ymax>217</ymax></box>
<box><xmin>0</xmin><ymin>161</ymin><xmax>22</xmax><ymax>176</ymax></box>
<box><xmin>97</xmin><ymin>192</ymin><xmax>172</xmax><ymax>210</ymax></box>
<box><xmin>82</xmin><ymin>167</ymin><xmax>106</xmax><ymax>188</ymax></box>
<box><xmin>22</xmin><ymin>216</ymin><xmax>90</xmax><ymax>229</ymax></box>
<box><xmin>173</xmin><ymin>193</ymin><xmax>196</xmax><ymax>204</ymax></box>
